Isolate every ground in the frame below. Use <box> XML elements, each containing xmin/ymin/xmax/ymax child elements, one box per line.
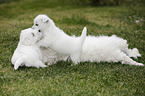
<box><xmin>0</xmin><ymin>0</ymin><xmax>145</xmax><ymax>95</ymax></box>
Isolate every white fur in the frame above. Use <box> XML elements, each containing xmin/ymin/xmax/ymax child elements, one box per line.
<box><xmin>39</xmin><ymin>35</ymin><xmax>144</xmax><ymax>66</ymax></box>
<box><xmin>32</xmin><ymin>14</ymin><xmax>87</xmax><ymax>64</ymax></box>
<box><xmin>40</xmin><ymin>47</ymin><xmax>68</xmax><ymax>65</ymax></box>
<box><xmin>81</xmin><ymin>35</ymin><xmax>144</xmax><ymax>66</ymax></box>
<box><xmin>11</xmin><ymin>28</ymin><xmax>47</xmax><ymax>70</ymax></box>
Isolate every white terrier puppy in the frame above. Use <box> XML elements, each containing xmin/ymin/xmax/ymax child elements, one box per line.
<box><xmin>32</xmin><ymin>14</ymin><xmax>87</xmax><ymax>64</ymax></box>
<box><xmin>81</xmin><ymin>35</ymin><xmax>144</xmax><ymax>66</ymax></box>
<box><xmin>11</xmin><ymin>28</ymin><xmax>47</xmax><ymax>70</ymax></box>
<box><xmin>38</xmin><ymin>35</ymin><xmax>144</xmax><ymax>66</ymax></box>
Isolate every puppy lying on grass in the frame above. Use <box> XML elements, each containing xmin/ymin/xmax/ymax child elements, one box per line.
<box><xmin>32</xmin><ymin>14</ymin><xmax>87</xmax><ymax>64</ymax></box>
<box><xmin>38</xmin><ymin>35</ymin><xmax>144</xmax><ymax>66</ymax></box>
<box><xmin>11</xmin><ymin>28</ymin><xmax>47</xmax><ymax>70</ymax></box>
<box><xmin>81</xmin><ymin>35</ymin><xmax>144</xmax><ymax>66</ymax></box>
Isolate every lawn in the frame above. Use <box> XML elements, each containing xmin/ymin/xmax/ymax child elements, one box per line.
<box><xmin>0</xmin><ymin>0</ymin><xmax>145</xmax><ymax>95</ymax></box>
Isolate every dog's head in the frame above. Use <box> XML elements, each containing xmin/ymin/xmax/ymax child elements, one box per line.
<box><xmin>32</xmin><ymin>14</ymin><xmax>55</xmax><ymax>31</ymax></box>
<box><xmin>20</xmin><ymin>28</ymin><xmax>42</xmax><ymax>45</ymax></box>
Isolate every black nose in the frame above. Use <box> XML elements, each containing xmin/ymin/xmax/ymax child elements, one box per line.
<box><xmin>38</xmin><ymin>30</ymin><xmax>41</xmax><ymax>32</ymax></box>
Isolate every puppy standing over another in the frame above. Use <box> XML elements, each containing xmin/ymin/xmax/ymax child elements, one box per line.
<box><xmin>32</xmin><ymin>14</ymin><xmax>87</xmax><ymax>64</ymax></box>
<box><xmin>11</xmin><ymin>28</ymin><xmax>47</xmax><ymax>70</ymax></box>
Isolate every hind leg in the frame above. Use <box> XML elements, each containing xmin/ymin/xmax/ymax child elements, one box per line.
<box><xmin>35</xmin><ymin>60</ymin><xmax>47</xmax><ymax>68</ymax></box>
<box><xmin>121</xmin><ymin>53</ymin><xmax>144</xmax><ymax>66</ymax></box>
<box><xmin>70</xmin><ymin>52</ymin><xmax>81</xmax><ymax>65</ymax></box>
<box><xmin>128</xmin><ymin>48</ymin><xmax>141</xmax><ymax>59</ymax></box>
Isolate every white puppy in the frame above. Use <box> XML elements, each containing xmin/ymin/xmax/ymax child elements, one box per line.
<box><xmin>32</xmin><ymin>14</ymin><xmax>87</xmax><ymax>64</ymax></box>
<box><xmin>38</xmin><ymin>35</ymin><xmax>144</xmax><ymax>66</ymax></box>
<box><xmin>11</xmin><ymin>28</ymin><xmax>47</xmax><ymax>70</ymax></box>
<box><xmin>81</xmin><ymin>35</ymin><xmax>144</xmax><ymax>66</ymax></box>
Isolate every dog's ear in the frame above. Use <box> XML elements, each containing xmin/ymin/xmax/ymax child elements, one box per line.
<box><xmin>42</xmin><ymin>17</ymin><xmax>49</xmax><ymax>23</ymax></box>
<box><xmin>20</xmin><ymin>30</ymin><xmax>33</xmax><ymax>45</ymax></box>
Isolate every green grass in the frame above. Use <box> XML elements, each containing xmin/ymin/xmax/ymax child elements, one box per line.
<box><xmin>0</xmin><ymin>0</ymin><xmax>145</xmax><ymax>95</ymax></box>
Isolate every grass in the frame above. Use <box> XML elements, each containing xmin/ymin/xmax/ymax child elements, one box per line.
<box><xmin>0</xmin><ymin>0</ymin><xmax>145</xmax><ymax>95</ymax></box>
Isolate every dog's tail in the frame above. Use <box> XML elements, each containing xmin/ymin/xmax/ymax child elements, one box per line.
<box><xmin>80</xmin><ymin>27</ymin><xmax>87</xmax><ymax>45</ymax></box>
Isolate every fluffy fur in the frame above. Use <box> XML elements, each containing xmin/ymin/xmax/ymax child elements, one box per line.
<box><xmin>39</xmin><ymin>35</ymin><xmax>144</xmax><ymax>66</ymax></box>
<box><xmin>81</xmin><ymin>35</ymin><xmax>144</xmax><ymax>66</ymax></box>
<box><xmin>32</xmin><ymin>14</ymin><xmax>87</xmax><ymax>64</ymax></box>
<box><xmin>11</xmin><ymin>28</ymin><xmax>47</xmax><ymax>70</ymax></box>
<box><xmin>40</xmin><ymin>47</ymin><xmax>68</xmax><ymax>65</ymax></box>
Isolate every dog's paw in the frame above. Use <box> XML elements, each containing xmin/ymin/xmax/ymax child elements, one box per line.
<box><xmin>14</xmin><ymin>65</ymin><xmax>19</xmax><ymax>70</ymax></box>
<box><xmin>136</xmin><ymin>63</ymin><xmax>144</xmax><ymax>66</ymax></box>
<box><xmin>71</xmin><ymin>61</ymin><xmax>79</xmax><ymax>66</ymax></box>
<box><xmin>41</xmin><ymin>65</ymin><xmax>47</xmax><ymax>67</ymax></box>
<box><xmin>47</xmin><ymin>62</ymin><xmax>51</xmax><ymax>65</ymax></box>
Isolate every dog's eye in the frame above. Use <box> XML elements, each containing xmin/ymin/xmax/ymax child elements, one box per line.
<box><xmin>35</xmin><ymin>24</ymin><xmax>39</xmax><ymax>26</ymax></box>
<box><xmin>38</xmin><ymin>30</ymin><xmax>41</xmax><ymax>32</ymax></box>
<box><xmin>32</xmin><ymin>33</ymin><xmax>34</xmax><ymax>37</ymax></box>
